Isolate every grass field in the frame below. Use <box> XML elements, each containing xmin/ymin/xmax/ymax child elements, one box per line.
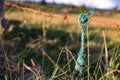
<box><xmin>0</xmin><ymin>3</ymin><xmax>120</xmax><ymax>80</ymax></box>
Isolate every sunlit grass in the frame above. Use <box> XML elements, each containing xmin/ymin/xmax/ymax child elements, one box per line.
<box><xmin>0</xmin><ymin>7</ymin><xmax>120</xmax><ymax>79</ymax></box>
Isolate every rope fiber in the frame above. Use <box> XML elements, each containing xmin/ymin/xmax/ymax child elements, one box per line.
<box><xmin>75</xmin><ymin>10</ymin><xmax>95</xmax><ymax>72</ymax></box>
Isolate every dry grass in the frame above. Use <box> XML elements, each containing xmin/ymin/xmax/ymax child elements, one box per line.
<box><xmin>0</xmin><ymin>6</ymin><xmax>119</xmax><ymax>79</ymax></box>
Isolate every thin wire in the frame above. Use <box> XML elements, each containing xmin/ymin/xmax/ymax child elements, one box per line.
<box><xmin>4</xmin><ymin>1</ymin><xmax>71</xmax><ymax>20</ymax></box>
<box><xmin>4</xmin><ymin>1</ymin><xmax>120</xmax><ymax>31</ymax></box>
<box><xmin>89</xmin><ymin>19</ymin><xmax>120</xmax><ymax>31</ymax></box>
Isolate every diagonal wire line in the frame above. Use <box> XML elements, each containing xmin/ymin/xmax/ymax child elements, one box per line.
<box><xmin>4</xmin><ymin>1</ymin><xmax>120</xmax><ymax>31</ymax></box>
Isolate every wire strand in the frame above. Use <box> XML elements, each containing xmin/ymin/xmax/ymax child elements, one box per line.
<box><xmin>4</xmin><ymin>1</ymin><xmax>120</xmax><ymax>31</ymax></box>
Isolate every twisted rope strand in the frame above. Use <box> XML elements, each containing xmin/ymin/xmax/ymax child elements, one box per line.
<box><xmin>75</xmin><ymin>10</ymin><xmax>95</xmax><ymax>72</ymax></box>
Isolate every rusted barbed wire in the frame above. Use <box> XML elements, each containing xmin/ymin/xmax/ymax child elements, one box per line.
<box><xmin>4</xmin><ymin>1</ymin><xmax>70</xmax><ymax>20</ymax></box>
<box><xmin>4</xmin><ymin>1</ymin><xmax>120</xmax><ymax>31</ymax></box>
<box><xmin>89</xmin><ymin>19</ymin><xmax>120</xmax><ymax>31</ymax></box>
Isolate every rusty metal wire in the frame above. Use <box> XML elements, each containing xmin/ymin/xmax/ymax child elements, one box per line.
<box><xmin>89</xmin><ymin>19</ymin><xmax>120</xmax><ymax>31</ymax></box>
<box><xmin>4</xmin><ymin>1</ymin><xmax>120</xmax><ymax>31</ymax></box>
<box><xmin>4</xmin><ymin>1</ymin><xmax>70</xmax><ymax>20</ymax></box>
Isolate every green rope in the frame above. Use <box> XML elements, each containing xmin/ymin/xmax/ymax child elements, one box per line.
<box><xmin>75</xmin><ymin>10</ymin><xmax>95</xmax><ymax>72</ymax></box>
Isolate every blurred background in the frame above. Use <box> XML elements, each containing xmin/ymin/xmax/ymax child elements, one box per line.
<box><xmin>8</xmin><ymin>0</ymin><xmax>120</xmax><ymax>15</ymax></box>
<box><xmin>10</xmin><ymin>0</ymin><xmax>120</xmax><ymax>10</ymax></box>
<box><xmin>0</xmin><ymin>0</ymin><xmax>120</xmax><ymax>80</ymax></box>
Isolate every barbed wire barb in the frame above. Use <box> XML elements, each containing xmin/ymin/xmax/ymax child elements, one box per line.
<box><xmin>4</xmin><ymin>1</ymin><xmax>120</xmax><ymax>31</ymax></box>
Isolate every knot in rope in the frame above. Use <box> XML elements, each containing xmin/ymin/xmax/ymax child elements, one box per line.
<box><xmin>78</xmin><ymin>14</ymin><xmax>88</xmax><ymax>24</ymax></box>
<box><xmin>75</xmin><ymin>10</ymin><xmax>95</xmax><ymax>73</ymax></box>
<box><xmin>78</xmin><ymin>9</ymin><xmax>96</xmax><ymax>25</ymax></box>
